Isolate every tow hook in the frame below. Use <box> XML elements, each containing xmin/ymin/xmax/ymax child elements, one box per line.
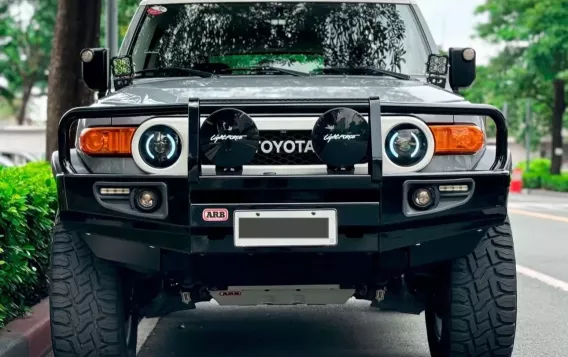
<box><xmin>375</xmin><ymin>287</ymin><xmax>387</xmax><ymax>302</ymax></box>
<box><xmin>371</xmin><ymin>286</ymin><xmax>424</xmax><ymax>315</ymax></box>
<box><xmin>181</xmin><ymin>291</ymin><xmax>192</xmax><ymax>305</ymax></box>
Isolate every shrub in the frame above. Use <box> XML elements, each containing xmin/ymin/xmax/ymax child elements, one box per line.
<box><xmin>542</xmin><ymin>174</ymin><xmax>568</xmax><ymax>192</ymax></box>
<box><xmin>522</xmin><ymin>171</ymin><xmax>545</xmax><ymax>189</ymax></box>
<box><xmin>516</xmin><ymin>158</ymin><xmax>551</xmax><ymax>175</ymax></box>
<box><xmin>0</xmin><ymin>161</ymin><xmax>56</xmax><ymax>327</ymax></box>
<box><xmin>516</xmin><ymin>158</ymin><xmax>550</xmax><ymax>189</ymax></box>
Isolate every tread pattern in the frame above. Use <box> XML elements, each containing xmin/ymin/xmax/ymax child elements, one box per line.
<box><xmin>446</xmin><ymin>220</ymin><xmax>517</xmax><ymax>357</ymax></box>
<box><xmin>49</xmin><ymin>222</ymin><xmax>127</xmax><ymax>357</ymax></box>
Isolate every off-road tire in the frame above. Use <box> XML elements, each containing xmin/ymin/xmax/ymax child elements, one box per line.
<box><xmin>425</xmin><ymin>219</ymin><xmax>517</xmax><ymax>357</ymax></box>
<box><xmin>49</xmin><ymin>221</ymin><xmax>130</xmax><ymax>357</ymax></box>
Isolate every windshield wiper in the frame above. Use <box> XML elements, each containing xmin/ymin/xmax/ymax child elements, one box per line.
<box><xmin>217</xmin><ymin>66</ymin><xmax>309</xmax><ymax>77</ymax></box>
<box><xmin>135</xmin><ymin>67</ymin><xmax>216</xmax><ymax>78</ymax></box>
<box><xmin>313</xmin><ymin>67</ymin><xmax>410</xmax><ymax>80</ymax></box>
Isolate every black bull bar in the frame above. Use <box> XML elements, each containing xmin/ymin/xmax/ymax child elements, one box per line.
<box><xmin>57</xmin><ymin>97</ymin><xmax>508</xmax><ymax>177</ymax></box>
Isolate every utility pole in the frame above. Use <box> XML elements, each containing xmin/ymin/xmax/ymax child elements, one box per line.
<box><xmin>106</xmin><ymin>0</ymin><xmax>118</xmax><ymax>58</ymax></box>
<box><xmin>502</xmin><ymin>102</ymin><xmax>508</xmax><ymax>121</ymax></box>
<box><xmin>525</xmin><ymin>99</ymin><xmax>531</xmax><ymax>172</ymax></box>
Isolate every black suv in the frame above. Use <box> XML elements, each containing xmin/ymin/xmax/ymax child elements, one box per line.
<box><xmin>49</xmin><ymin>1</ymin><xmax>516</xmax><ymax>357</ymax></box>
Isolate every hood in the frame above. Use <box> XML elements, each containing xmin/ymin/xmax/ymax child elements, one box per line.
<box><xmin>96</xmin><ymin>76</ymin><xmax>465</xmax><ymax>106</ymax></box>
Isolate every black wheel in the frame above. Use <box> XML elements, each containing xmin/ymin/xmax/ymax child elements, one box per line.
<box><xmin>49</xmin><ymin>220</ymin><xmax>138</xmax><ymax>357</ymax></box>
<box><xmin>425</xmin><ymin>219</ymin><xmax>517</xmax><ymax>357</ymax></box>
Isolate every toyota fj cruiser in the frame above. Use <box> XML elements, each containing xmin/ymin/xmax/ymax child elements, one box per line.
<box><xmin>49</xmin><ymin>1</ymin><xmax>517</xmax><ymax>356</ymax></box>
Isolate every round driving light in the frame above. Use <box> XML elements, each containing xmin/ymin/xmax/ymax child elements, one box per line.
<box><xmin>462</xmin><ymin>48</ymin><xmax>476</xmax><ymax>61</ymax></box>
<box><xmin>131</xmin><ymin>189</ymin><xmax>160</xmax><ymax>212</ymax></box>
<box><xmin>312</xmin><ymin>107</ymin><xmax>369</xmax><ymax>169</ymax></box>
<box><xmin>200</xmin><ymin>108</ymin><xmax>259</xmax><ymax>168</ymax></box>
<box><xmin>138</xmin><ymin>191</ymin><xmax>156</xmax><ymax>208</ymax></box>
<box><xmin>413</xmin><ymin>188</ymin><xmax>432</xmax><ymax>207</ymax></box>
<box><xmin>81</xmin><ymin>49</ymin><xmax>94</xmax><ymax>63</ymax></box>
<box><xmin>385</xmin><ymin>124</ymin><xmax>428</xmax><ymax>167</ymax></box>
<box><xmin>138</xmin><ymin>125</ymin><xmax>182</xmax><ymax>168</ymax></box>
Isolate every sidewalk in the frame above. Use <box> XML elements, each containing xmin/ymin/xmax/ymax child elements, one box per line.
<box><xmin>519</xmin><ymin>189</ymin><xmax>568</xmax><ymax>199</ymax></box>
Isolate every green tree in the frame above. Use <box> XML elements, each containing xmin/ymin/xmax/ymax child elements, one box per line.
<box><xmin>475</xmin><ymin>0</ymin><xmax>568</xmax><ymax>174</ymax></box>
<box><xmin>0</xmin><ymin>0</ymin><xmax>57</xmax><ymax>125</ymax></box>
<box><xmin>462</xmin><ymin>46</ymin><xmax>553</xmax><ymax>148</ymax></box>
<box><xmin>118</xmin><ymin>0</ymin><xmax>139</xmax><ymax>43</ymax></box>
<box><xmin>45</xmin><ymin>0</ymin><xmax>102</xmax><ymax>158</ymax></box>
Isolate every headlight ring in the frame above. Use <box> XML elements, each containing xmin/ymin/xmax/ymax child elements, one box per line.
<box><xmin>138</xmin><ymin>124</ymin><xmax>182</xmax><ymax>168</ymax></box>
<box><xmin>385</xmin><ymin>124</ymin><xmax>429</xmax><ymax>167</ymax></box>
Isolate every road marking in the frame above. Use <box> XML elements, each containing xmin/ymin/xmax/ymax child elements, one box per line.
<box><xmin>509</xmin><ymin>208</ymin><xmax>568</xmax><ymax>223</ymax></box>
<box><xmin>517</xmin><ymin>265</ymin><xmax>568</xmax><ymax>293</ymax></box>
<box><xmin>137</xmin><ymin>317</ymin><xmax>160</xmax><ymax>353</ymax></box>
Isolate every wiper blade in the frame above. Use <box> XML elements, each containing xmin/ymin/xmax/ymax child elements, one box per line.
<box><xmin>313</xmin><ymin>67</ymin><xmax>410</xmax><ymax>80</ymax></box>
<box><xmin>135</xmin><ymin>67</ymin><xmax>215</xmax><ymax>78</ymax></box>
<box><xmin>217</xmin><ymin>66</ymin><xmax>309</xmax><ymax>77</ymax></box>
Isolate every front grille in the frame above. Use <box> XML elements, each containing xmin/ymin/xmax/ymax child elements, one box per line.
<box><xmin>252</xmin><ymin>131</ymin><xmax>321</xmax><ymax>165</ymax></box>
<box><xmin>202</xmin><ymin>130</ymin><xmax>368</xmax><ymax>166</ymax></box>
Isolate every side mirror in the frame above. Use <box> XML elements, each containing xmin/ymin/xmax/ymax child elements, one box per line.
<box><xmin>448</xmin><ymin>48</ymin><xmax>476</xmax><ymax>92</ymax></box>
<box><xmin>80</xmin><ymin>48</ymin><xmax>109</xmax><ymax>98</ymax></box>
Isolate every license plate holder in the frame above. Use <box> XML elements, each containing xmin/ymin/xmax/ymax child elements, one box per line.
<box><xmin>234</xmin><ymin>209</ymin><xmax>338</xmax><ymax>247</ymax></box>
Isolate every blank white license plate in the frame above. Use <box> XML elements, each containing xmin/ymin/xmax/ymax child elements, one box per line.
<box><xmin>234</xmin><ymin>209</ymin><xmax>338</xmax><ymax>247</ymax></box>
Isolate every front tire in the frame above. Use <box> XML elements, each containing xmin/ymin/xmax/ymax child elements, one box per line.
<box><xmin>425</xmin><ymin>219</ymin><xmax>517</xmax><ymax>357</ymax></box>
<box><xmin>49</xmin><ymin>221</ymin><xmax>136</xmax><ymax>357</ymax></box>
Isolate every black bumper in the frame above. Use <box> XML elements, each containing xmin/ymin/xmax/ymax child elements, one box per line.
<box><xmin>53</xmin><ymin>99</ymin><xmax>510</xmax><ymax>274</ymax></box>
<box><xmin>54</xmin><ymin>169</ymin><xmax>509</xmax><ymax>271</ymax></box>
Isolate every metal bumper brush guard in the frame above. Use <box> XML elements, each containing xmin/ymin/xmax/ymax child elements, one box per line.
<box><xmin>52</xmin><ymin>97</ymin><xmax>510</xmax><ymax>290</ymax></box>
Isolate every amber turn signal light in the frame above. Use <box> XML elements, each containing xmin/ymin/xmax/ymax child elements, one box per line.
<box><xmin>429</xmin><ymin>125</ymin><xmax>484</xmax><ymax>155</ymax></box>
<box><xmin>79</xmin><ymin>127</ymin><xmax>136</xmax><ymax>156</ymax></box>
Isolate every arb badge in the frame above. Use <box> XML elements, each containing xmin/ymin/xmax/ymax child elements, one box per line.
<box><xmin>203</xmin><ymin>208</ymin><xmax>229</xmax><ymax>222</ymax></box>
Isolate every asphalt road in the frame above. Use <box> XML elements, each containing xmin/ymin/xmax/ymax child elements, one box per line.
<box><xmin>133</xmin><ymin>191</ymin><xmax>568</xmax><ymax>357</ymax></box>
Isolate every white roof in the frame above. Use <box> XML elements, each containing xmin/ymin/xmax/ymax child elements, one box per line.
<box><xmin>141</xmin><ymin>0</ymin><xmax>412</xmax><ymax>5</ymax></box>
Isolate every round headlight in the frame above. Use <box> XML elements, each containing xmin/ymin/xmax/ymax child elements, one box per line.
<box><xmin>385</xmin><ymin>124</ymin><xmax>428</xmax><ymax>167</ymax></box>
<box><xmin>138</xmin><ymin>125</ymin><xmax>182</xmax><ymax>168</ymax></box>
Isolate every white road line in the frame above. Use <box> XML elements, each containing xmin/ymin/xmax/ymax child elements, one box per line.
<box><xmin>517</xmin><ymin>265</ymin><xmax>568</xmax><ymax>293</ymax></box>
<box><xmin>136</xmin><ymin>317</ymin><xmax>161</xmax><ymax>354</ymax></box>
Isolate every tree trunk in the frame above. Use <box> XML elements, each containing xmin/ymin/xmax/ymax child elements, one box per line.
<box><xmin>45</xmin><ymin>0</ymin><xmax>102</xmax><ymax>159</ymax></box>
<box><xmin>17</xmin><ymin>78</ymin><xmax>35</xmax><ymax>125</ymax></box>
<box><xmin>550</xmin><ymin>79</ymin><xmax>566</xmax><ymax>175</ymax></box>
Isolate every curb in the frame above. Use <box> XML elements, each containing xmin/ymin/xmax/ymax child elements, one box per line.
<box><xmin>0</xmin><ymin>298</ymin><xmax>51</xmax><ymax>357</ymax></box>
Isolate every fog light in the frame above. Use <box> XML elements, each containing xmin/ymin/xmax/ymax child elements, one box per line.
<box><xmin>413</xmin><ymin>188</ymin><xmax>433</xmax><ymax>207</ymax></box>
<box><xmin>136</xmin><ymin>190</ymin><xmax>158</xmax><ymax>211</ymax></box>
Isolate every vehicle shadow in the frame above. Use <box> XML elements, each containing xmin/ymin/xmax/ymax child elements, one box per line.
<box><xmin>137</xmin><ymin>299</ymin><xmax>430</xmax><ymax>357</ymax></box>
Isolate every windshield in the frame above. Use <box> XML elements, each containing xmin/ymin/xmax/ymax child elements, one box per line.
<box><xmin>129</xmin><ymin>2</ymin><xmax>430</xmax><ymax>76</ymax></box>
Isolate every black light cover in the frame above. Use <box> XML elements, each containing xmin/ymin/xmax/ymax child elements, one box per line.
<box><xmin>200</xmin><ymin>108</ymin><xmax>260</xmax><ymax>168</ymax></box>
<box><xmin>312</xmin><ymin>108</ymin><xmax>370</xmax><ymax>169</ymax></box>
